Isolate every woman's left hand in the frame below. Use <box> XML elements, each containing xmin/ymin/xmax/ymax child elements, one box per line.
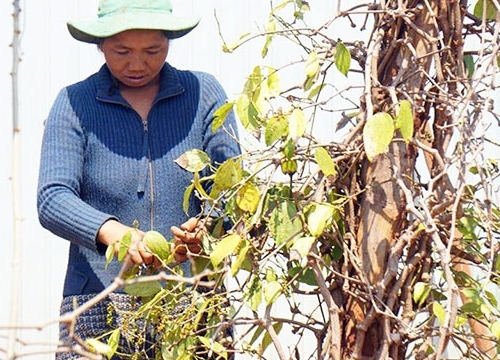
<box><xmin>170</xmin><ymin>217</ymin><xmax>204</xmax><ymax>263</ymax></box>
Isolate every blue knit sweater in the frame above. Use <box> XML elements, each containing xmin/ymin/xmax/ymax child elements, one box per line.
<box><xmin>37</xmin><ymin>63</ymin><xmax>240</xmax><ymax>296</ymax></box>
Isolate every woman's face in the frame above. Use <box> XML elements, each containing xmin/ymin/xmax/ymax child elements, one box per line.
<box><xmin>101</xmin><ymin>29</ymin><xmax>169</xmax><ymax>89</ymax></box>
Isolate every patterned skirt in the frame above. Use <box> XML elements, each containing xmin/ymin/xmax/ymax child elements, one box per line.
<box><xmin>56</xmin><ymin>293</ymin><xmax>157</xmax><ymax>360</ymax></box>
<box><xmin>55</xmin><ymin>291</ymin><xmax>233</xmax><ymax>360</ymax></box>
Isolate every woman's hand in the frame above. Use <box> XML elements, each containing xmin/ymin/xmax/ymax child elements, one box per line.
<box><xmin>171</xmin><ymin>217</ymin><xmax>204</xmax><ymax>263</ymax></box>
<box><xmin>97</xmin><ymin>219</ymin><xmax>154</xmax><ymax>266</ymax></box>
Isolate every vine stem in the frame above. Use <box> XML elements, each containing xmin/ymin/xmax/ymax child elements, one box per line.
<box><xmin>8</xmin><ymin>1</ymin><xmax>22</xmax><ymax>359</ymax></box>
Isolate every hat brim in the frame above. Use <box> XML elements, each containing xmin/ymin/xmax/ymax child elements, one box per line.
<box><xmin>67</xmin><ymin>12</ymin><xmax>200</xmax><ymax>43</ymax></box>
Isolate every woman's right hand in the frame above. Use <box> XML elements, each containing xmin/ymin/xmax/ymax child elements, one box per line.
<box><xmin>97</xmin><ymin>219</ymin><xmax>154</xmax><ymax>266</ymax></box>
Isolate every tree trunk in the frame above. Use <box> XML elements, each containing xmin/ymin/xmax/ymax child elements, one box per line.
<box><xmin>341</xmin><ymin>1</ymin><xmax>493</xmax><ymax>358</ymax></box>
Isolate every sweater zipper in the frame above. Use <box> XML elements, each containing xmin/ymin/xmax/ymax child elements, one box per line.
<box><xmin>137</xmin><ymin>119</ymin><xmax>155</xmax><ymax>230</ymax></box>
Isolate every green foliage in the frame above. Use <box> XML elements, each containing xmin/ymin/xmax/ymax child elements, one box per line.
<box><xmin>473</xmin><ymin>0</ymin><xmax>498</xmax><ymax>20</ymax></box>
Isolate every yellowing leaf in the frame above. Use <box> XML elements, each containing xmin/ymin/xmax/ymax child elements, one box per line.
<box><xmin>197</xmin><ymin>337</ymin><xmax>228</xmax><ymax>359</ymax></box>
<box><xmin>212</xmin><ymin>102</ymin><xmax>234</xmax><ymax>132</ymax></box>
<box><xmin>288</xmin><ymin>108</ymin><xmax>307</xmax><ymax>139</ymax></box>
<box><xmin>105</xmin><ymin>244</ymin><xmax>115</xmax><ymax>269</ymax></box>
<box><xmin>107</xmin><ymin>329</ymin><xmax>120</xmax><ymax>359</ymax></box>
<box><xmin>335</xmin><ymin>42</ymin><xmax>351</xmax><ymax>76</ymax></box>
<box><xmin>395</xmin><ymin>100</ymin><xmax>414</xmax><ymax>143</ymax></box>
<box><xmin>214</xmin><ymin>159</ymin><xmax>243</xmax><ymax>190</ymax></box>
<box><xmin>210</xmin><ymin>234</ymin><xmax>242</xmax><ymax>267</ymax></box>
<box><xmin>264</xmin><ymin>281</ymin><xmax>282</xmax><ymax>305</ymax></box>
<box><xmin>237</xmin><ymin>182</ymin><xmax>261</xmax><ymax>213</ymax></box>
<box><xmin>174</xmin><ymin>150</ymin><xmax>211</xmax><ymax>173</ymax></box>
<box><xmin>412</xmin><ymin>282</ymin><xmax>431</xmax><ymax>307</ymax></box>
<box><xmin>267</xmin><ymin>67</ymin><xmax>281</xmax><ymax>97</ymax></box>
<box><xmin>85</xmin><ymin>339</ymin><xmax>113</xmax><ymax>357</ymax></box>
<box><xmin>118</xmin><ymin>231</ymin><xmax>132</xmax><ymax>262</ymax></box>
<box><xmin>305</xmin><ymin>51</ymin><xmax>320</xmax><ymax>78</ymax></box>
<box><xmin>363</xmin><ymin>112</ymin><xmax>395</xmax><ymax>161</ymax></box>
<box><xmin>290</xmin><ymin>236</ymin><xmax>316</xmax><ymax>261</ymax></box>
<box><xmin>433</xmin><ymin>302</ymin><xmax>446</xmax><ymax>326</ymax></box>
<box><xmin>307</xmin><ymin>203</ymin><xmax>334</xmax><ymax>238</ymax></box>
<box><xmin>490</xmin><ymin>321</ymin><xmax>500</xmax><ymax>340</ymax></box>
<box><xmin>315</xmin><ymin>147</ymin><xmax>336</xmax><ymax>177</ymax></box>
<box><xmin>244</xmin><ymin>276</ymin><xmax>263</xmax><ymax>312</ymax></box>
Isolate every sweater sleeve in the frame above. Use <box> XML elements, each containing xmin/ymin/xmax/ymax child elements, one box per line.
<box><xmin>37</xmin><ymin>88</ymin><xmax>116</xmax><ymax>251</ymax></box>
<box><xmin>198</xmin><ymin>72</ymin><xmax>241</xmax><ymax>165</ymax></box>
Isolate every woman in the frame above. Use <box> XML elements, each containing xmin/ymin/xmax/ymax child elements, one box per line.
<box><xmin>37</xmin><ymin>0</ymin><xmax>240</xmax><ymax>358</ymax></box>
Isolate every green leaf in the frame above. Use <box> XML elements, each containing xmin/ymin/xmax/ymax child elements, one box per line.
<box><xmin>457</xmin><ymin>216</ymin><xmax>479</xmax><ymax>241</ymax></box>
<box><xmin>264</xmin><ymin>281</ymin><xmax>282</xmax><ymax>305</ymax></box>
<box><xmin>363</xmin><ymin>112</ymin><xmax>395</xmax><ymax>161</ymax></box>
<box><xmin>236</xmin><ymin>182</ymin><xmax>261</xmax><ymax>213</ymax></box>
<box><xmin>413</xmin><ymin>282</ymin><xmax>431</xmax><ymax>307</ymax></box>
<box><xmin>315</xmin><ymin>147</ymin><xmax>336</xmax><ymax>177</ymax></box>
<box><xmin>214</xmin><ymin>159</ymin><xmax>243</xmax><ymax>190</ymax></box>
<box><xmin>174</xmin><ymin>149</ymin><xmax>211</xmax><ymax>173</ymax></box>
<box><xmin>283</xmin><ymin>139</ymin><xmax>295</xmax><ymax>159</ymax></box>
<box><xmin>463</xmin><ymin>54</ymin><xmax>475</xmax><ymax>77</ymax></box>
<box><xmin>236</xmin><ymin>93</ymin><xmax>260</xmax><ymax>130</ymax></box>
<box><xmin>288</xmin><ymin>108</ymin><xmax>307</xmax><ymax>139</ymax></box>
<box><xmin>231</xmin><ymin>240</ymin><xmax>250</xmax><ymax>276</ymax></box>
<box><xmin>265</xmin><ymin>115</ymin><xmax>289</xmax><ymax>146</ymax></box>
<box><xmin>244</xmin><ymin>276</ymin><xmax>263</xmax><ymax>312</ymax></box>
<box><xmin>261</xmin><ymin>323</ymin><xmax>283</xmax><ymax>353</ymax></box>
<box><xmin>212</xmin><ymin>102</ymin><xmax>235</xmax><ymax>132</ymax></box>
<box><xmin>288</xmin><ymin>266</ymin><xmax>318</xmax><ymax>286</ymax></box>
<box><xmin>461</xmin><ymin>302</ymin><xmax>481</xmax><ymax>316</ymax></box>
<box><xmin>107</xmin><ymin>329</ymin><xmax>120</xmax><ymax>360</ymax></box>
<box><xmin>461</xmin><ymin>287</ymin><xmax>480</xmax><ymax>300</ymax></box>
<box><xmin>210</xmin><ymin>234</ymin><xmax>242</xmax><ymax>267</ymax></box>
<box><xmin>335</xmin><ymin>42</ymin><xmax>351</xmax><ymax>76</ymax></box>
<box><xmin>118</xmin><ymin>231</ymin><xmax>132</xmax><ymax>262</ymax></box>
<box><xmin>308</xmin><ymin>84</ymin><xmax>326</xmax><ymax>99</ymax></box>
<box><xmin>262</xmin><ymin>18</ymin><xmax>276</xmax><ymax>58</ymax></box>
<box><xmin>182</xmin><ymin>183</ymin><xmax>194</xmax><ymax>214</ymax></box>
<box><xmin>473</xmin><ymin>0</ymin><xmax>498</xmax><ymax>21</ymax></box>
<box><xmin>269</xmin><ymin>200</ymin><xmax>302</xmax><ymax>246</ymax></box>
<box><xmin>433</xmin><ymin>302</ymin><xmax>446</xmax><ymax>326</ymax></box>
<box><xmin>307</xmin><ymin>203</ymin><xmax>334</xmax><ymax>238</ymax></box>
<box><xmin>395</xmin><ymin>100</ymin><xmax>414</xmax><ymax>143</ymax></box>
<box><xmin>144</xmin><ymin>230</ymin><xmax>171</xmax><ymax>262</ymax></box>
<box><xmin>124</xmin><ymin>281</ymin><xmax>163</xmax><ymax>297</ymax></box>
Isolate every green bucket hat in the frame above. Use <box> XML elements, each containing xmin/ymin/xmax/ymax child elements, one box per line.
<box><xmin>67</xmin><ymin>0</ymin><xmax>200</xmax><ymax>44</ymax></box>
